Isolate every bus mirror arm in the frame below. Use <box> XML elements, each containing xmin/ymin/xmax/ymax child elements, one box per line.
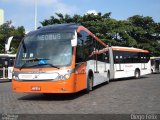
<box><xmin>77</xmin><ymin>33</ymin><xmax>82</xmax><ymax>38</ymax></box>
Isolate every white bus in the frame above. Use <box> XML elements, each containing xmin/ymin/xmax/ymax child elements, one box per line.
<box><xmin>0</xmin><ymin>54</ymin><xmax>16</xmax><ymax>80</ymax></box>
<box><xmin>150</xmin><ymin>57</ymin><xmax>160</xmax><ymax>73</ymax></box>
<box><xmin>106</xmin><ymin>46</ymin><xmax>151</xmax><ymax>80</ymax></box>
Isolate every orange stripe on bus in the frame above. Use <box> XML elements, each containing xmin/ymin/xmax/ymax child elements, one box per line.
<box><xmin>75</xmin><ymin>62</ymin><xmax>87</xmax><ymax>92</ymax></box>
<box><xmin>77</xmin><ymin>26</ymin><xmax>107</xmax><ymax>47</ymax></box>
<box><xmin>112</xmin><ymin>47</ymin><xmax>149</xmax><ymax>53</ymax></box>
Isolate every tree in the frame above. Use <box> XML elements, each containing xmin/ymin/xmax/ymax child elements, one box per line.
<box><xmin>40</xmin><ymin>13</ymin><xmax>160</xmax><ymax>56</ymax></box>
<box><xmin>127</xmin><ymin>15</ymin><xmax>160</xmax><ymax>56</ymax></box>
<box><xmin>0</xmin><ymin>21</ymin><xmax>25</xmax><ymax>53</ymax></box>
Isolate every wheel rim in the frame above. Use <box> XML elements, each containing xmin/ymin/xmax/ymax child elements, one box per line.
<box><xmin>135</xmin><ymin>71</ymin><xmax>139</xmax><ymax>78</ymax></box>
<box><xmin>89</xmin><ymin>77</ymin><xmax>93</xmax><ymax>91</ymax></box>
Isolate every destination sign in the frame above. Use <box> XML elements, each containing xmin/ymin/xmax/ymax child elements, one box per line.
<box><xmin>37</xmin><ymin>33</ymin><xmax>74</xmax><ymax>41</ymax></box>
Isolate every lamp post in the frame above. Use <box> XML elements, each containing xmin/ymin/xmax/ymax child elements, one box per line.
<box><xmin>34</xmin><ymin>0</ymin><xmax>37</xmax><ymax>30</ymax></box>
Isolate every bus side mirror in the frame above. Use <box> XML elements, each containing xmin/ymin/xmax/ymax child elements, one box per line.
<box><xmin>71</xmin><ymin>38</ymin><xmax>77</xmax><ymax>47</ymax></box>
<box><xmin>71</xmin><ymin>31</ymin><xmax>78</xmax><ymax>47</ymax></box>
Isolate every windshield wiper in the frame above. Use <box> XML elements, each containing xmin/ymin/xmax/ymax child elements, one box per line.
<box><xmin>37</xmin><ymin>63</ymin><xmax>60</xmax><ymax>69</ymax></box>
<box><xmin>23</xmin><ymin>58</ymin><xmax>49</xmax><ymax>62</ymax></box>
<box><xmin>20</xmin><ymin>63</ymin><xmax>60</xmax><ymax>70</ymax></box>
<box><xmin>19</xmin><ymin>58</ymin><xmax>50</xmax><ymax>70</ymax></box>
<box><xmin>19</xmin><ymin>62</ymin><xmax>27</xmax><ymax>70</ymax></box>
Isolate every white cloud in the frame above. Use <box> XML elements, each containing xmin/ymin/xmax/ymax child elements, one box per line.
<box><xmin>2</xmin><ymin>0</ymin><xmax>79</xmax><ymax>31</ymax></box>
<box><xmin>86</xmin><ymin>10</ymin><xmax>98</xmax><ymax>15</ymax></box>
<box><xmin>1</xmin><ymin>0</ymin><xmax>78</xmax><ymax>13</ymax></box>
<box><xmin>53</xmin><ymin>2</ymin><xmax>78</xmax><ymax>15</ymax></box>
<box><xmin>2</xmin><ymin>0</ymin><xmax>78</xmax><ymax>15</ymax></box>
<box><xmin>1</xmin><ymin>0</ymin><xmax>58</xmax><ymax>6</ymax></box>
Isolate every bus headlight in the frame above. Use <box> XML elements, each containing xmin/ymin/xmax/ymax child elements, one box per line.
<box><xmin>55</xmin><ymin>73</ymin><xmax>71</xmax><ymax>81</ymax></box>
<box><xmin>12</xmin><ymin>75</ymin><xmax>19</xmax><ymax>81</ymax></box>
<box><xmin>64</xmin><ymin>74</ymin><xmax>70</xmax><ymax>79</ymax></box>
<box><xmin>58</xmin><ymin>75</ymin><xmax>65</xmax><ymax>80</ymax></box>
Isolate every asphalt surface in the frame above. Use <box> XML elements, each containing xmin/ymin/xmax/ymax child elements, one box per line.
<box><xmin>0</xmin><ymin>74</ymin><xmax>160</xmax><ymax>114</ymax></box>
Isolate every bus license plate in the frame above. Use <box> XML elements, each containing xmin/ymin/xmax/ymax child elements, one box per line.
<box><xmin>31</xmin><ymin>86</ymin><xmax>41</xmax><ymax>91</ymax></box>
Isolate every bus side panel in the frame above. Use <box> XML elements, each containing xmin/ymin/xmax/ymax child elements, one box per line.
<box><xmin>93</xmin><ymin>61</ymin><xmax>107</xmax><ymax>86</ymax></box>
<box><xmin>141</xmin><ymin>61</ymin><xmax>151</xmax><ymax>75</ymax></box>
<box><xmin>75</xmin><ymin>63</ymin><xmax>87</xmax><ymax>92</ymax></box>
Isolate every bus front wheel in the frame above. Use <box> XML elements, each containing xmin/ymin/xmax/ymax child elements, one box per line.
<box><xmin>86</xmin><ymin>75</ymin><xmax>93</xmax><ymax>93</ymax></box>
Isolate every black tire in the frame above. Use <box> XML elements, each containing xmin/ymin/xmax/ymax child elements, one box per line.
<box><xmin>135</xmin><ymin>70</ymin><xmax>140</xmax><ymax>79</ymax></box>
<box><xmin>151</xmin><ymin>69</ymin><xmax>153</xmax><ymax>74</ymax></box>
<box><xmin>86</xmin><ymin>76</ymin><xmax>93</xmax><ymax>93</ymax></box>
<box><xmin>106</xmin><ymin>71</ymin><xmax>110</xmax><ymax>84</ymax></box>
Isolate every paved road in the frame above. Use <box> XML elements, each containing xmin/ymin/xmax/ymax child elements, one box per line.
<box><xmin>0</xmin><ymin>74</ymin><xmax>160</xmax><ymax>114</ymax></box>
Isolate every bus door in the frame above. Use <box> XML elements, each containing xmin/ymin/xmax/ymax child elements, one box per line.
<box><xmin>113</xmin><ymin>51</ymin><xmax>125</xmax><ymax>79</ymax></box>
<box><xmin>141</xmin><ymin>63</ymin><xmax>146</xmax><ymax>69</ymax></box>
<box><xmin>141</xmin><ymin>61</ymin><xmax>147</xmax><ymax>69</ymax></box>
<box><xmin>155</xmin><ymin>59</ymin><xmax>160</xmax><ymax>72</ymax></box>
<box><xmin>114</xmin><ymin>53</ymin><xmax>124</xmax><ymax>71</ymax></box>
<box><xmin>8</xmin><ymin>57</ymin><xmax>15</xmax><ymax>79</ymax></box>
<box><xmin>141</xmin><ymin>53</ymin><xmax>147</xmax><ymax>69</ymax></box>
<box><xmin>93</xmin><ymin>43</ymin><xmax>107</xmax><ymax>85</ymax></box>
<box><xmin>0</xmin><ymin>58</ymin><xmax>3</xmax><ymax>78</ymax></box>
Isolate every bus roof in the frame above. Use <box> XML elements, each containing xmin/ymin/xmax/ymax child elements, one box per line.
<box><xmin>111</xmin><ymin>46</ymin><xmax>149</xmax><ymax>53</ymax></box>
<box><xmin>150</xmin><ymin>57</ymin><xmax>160</xmax><ymax>59</ymax></box>
<box><xmin>27</xmin><ymin>23</ymin><xmax>108</xmax><ymax>47</ymax></box>
<box><xmin>0</xmin><ymin>54</ymin><xmax>16</xmax><ymax>57</ymax></box>
<box><xmin>28</xmin><ymin>24</ymin><xmax>80</xmax><ymax>35</ymax></box>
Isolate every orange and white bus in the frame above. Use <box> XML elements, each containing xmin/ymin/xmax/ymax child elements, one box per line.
<box><xmin>12</xmin><ymin>24</ymin><xmax>109</xmax><ymax>93</ymax></box>
<box><xmin>12</xmin><ymin>24</ymin><xmax>151</xmax><ymax>94</ymax></box>
<box><xmin>106</xmin><ymin>46</ymin><xmax>151</xmax><ymax>80</ymax></box>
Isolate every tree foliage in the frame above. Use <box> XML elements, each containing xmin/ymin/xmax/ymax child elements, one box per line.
<box><xmin>0</xmin><ymin>21</ymin><xmax>25</xmax><ymax>53</ymax></box>
<box><xmin>41</xmin><ymin>13</ymin><xmax>160</xmax><ymax>56</ymax></box>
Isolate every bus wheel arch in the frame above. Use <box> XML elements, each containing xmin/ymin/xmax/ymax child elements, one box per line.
<box><xmin>86</xmin><ymin>70</ymin><xmax>94</xmax><ymax>93</ymax></box>
<box><xmin>135</xmin><ymin>68</ymin><xmax>140</xmax><ymax>79</ymax></box>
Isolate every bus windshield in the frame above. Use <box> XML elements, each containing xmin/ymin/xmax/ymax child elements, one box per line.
<box><xmin>15</xmin><ymin>32</ymin><xmax>74</xmax><ymax>68</ymax></box>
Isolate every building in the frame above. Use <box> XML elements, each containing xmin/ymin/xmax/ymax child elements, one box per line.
<box><xmin>0</xmin><ymin>9</ymin><xmax>4</xmax><ymax>25</ymax></box>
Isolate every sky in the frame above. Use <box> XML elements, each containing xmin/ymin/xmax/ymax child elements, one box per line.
<box><xmin>0</xmin><ymin>0</ymin><xmax>160</xmax><ymax>32</ymax></box>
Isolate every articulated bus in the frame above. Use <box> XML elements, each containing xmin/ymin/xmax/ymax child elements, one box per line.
<box><xmin>12</xmin><ymin>24</ymin><xmax>150</xmax><ymax>94</ymax></box>
<box><xmin>150</xmin><ymin>57</ymin><xmax>160</xmax><ymax>73</ymax></box>
<box><xmin>0</xmin><ymin>54</ymin><xmax>16</xmax><ymax>80</ymax></box>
